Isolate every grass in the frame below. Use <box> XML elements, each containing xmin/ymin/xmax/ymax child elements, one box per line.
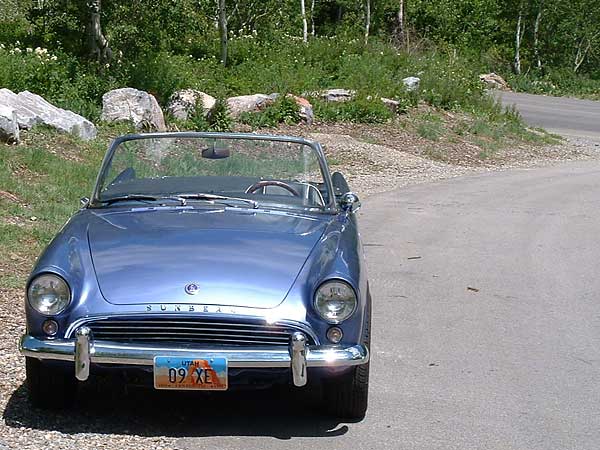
<box><xmin>505</xmin><ymin>70</ymin><xmax>600</xmax><ymax>101</ymax></box>
<box><xmin>416</xmin><ymin>113</ymin><xmax>445</xmax><ymax>141</ymax></box>
<box><xmin>0</xmin><ymin>125</ymin><xmax>130</xmax><ymax>287</ymax></box>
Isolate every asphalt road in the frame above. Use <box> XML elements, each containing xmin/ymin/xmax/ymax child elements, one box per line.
<box><xmin>170</xmin><ymin>162</ymin><xmax>600</xmax><ymax>450</ymax></box>
<box><xmin>497</xmin><ymin>91</ymin><xmax>600</xmax><ymax>140</ymax></box>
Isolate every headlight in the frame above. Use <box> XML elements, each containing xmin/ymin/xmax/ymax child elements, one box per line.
<box><xmin>314</xmin><ymin>280</ymin><xmax>357</xmax><ymax>324</ymax></box>
<box><xmin>27</xmin><ymin>274</ymin><xmax>71</xmax><ymax>316</ymax></box>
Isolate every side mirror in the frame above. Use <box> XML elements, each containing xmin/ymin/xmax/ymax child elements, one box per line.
<box><xmin>340</xmin><ymin>192</ymin><xmax>361</xmax><ymax>213</ymax></box>
<box><xmin>80</xmin><ymin>197</ymin><xmax>90</xmax><ymax>208</ymax></box>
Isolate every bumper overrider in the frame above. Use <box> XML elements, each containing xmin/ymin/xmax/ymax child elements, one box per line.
<box><xmin>20</xmin><ymin>328</ymin><xmax>369</xmax><ymax>387</ymax></box>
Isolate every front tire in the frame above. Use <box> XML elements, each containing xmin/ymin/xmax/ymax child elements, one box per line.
<box><xmin>324</xmin><ymin>287</ymin><xmax>372</xmax><ymax>419</ymax></box>
<box><xmin>26</xmin><ymin>357</ymin><xmax>77</xmax><ymax>409</ymax></box>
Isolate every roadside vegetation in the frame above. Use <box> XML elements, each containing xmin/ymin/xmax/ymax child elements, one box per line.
<box><xmin>0</xmin><ymin>0</ymin><xmax>590</xmax><ymax>291</ymax></box>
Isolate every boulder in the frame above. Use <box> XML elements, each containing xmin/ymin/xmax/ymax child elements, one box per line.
<box><xmin>0</xmin><ymin>104</ymin><xmax>20</xmax><ymax>143</ymax></box>
<box><xmin>402</xmin><ymin>77</ymin><xmax>420</xmax><ymax>92</ymax></box>
<box><xmin>226</xmin><ymin>94</ymin><xmax>274</xmax><ymax>118</ymax></box>
<box><xmin>0</xmin><ymin>89</ymin><xmax>97</xmax><ymax>140</ymax></box>
<box><xmin>269</xmin><ymin>93</ymin><xmax>314</xmax><ymax>125</ymax></box>
<box><xmin>289</xmin><ymin>94</ymin><xmax>314</xmax><ymax>125</ymax></box>
<box><xmin>101</xmin><ymin>88</ymin><xmax>166</xmax><ymax>131</ymax></box>
<box><xmin>0</xmin><ymin>89</ymin><xmax>39</xmax><ymax>129</ymax></box>
<box><xmin>381</xmin><ymin>97</ymin><xmax>400</xmax><ymax>113</ymax></box>
<box><xmin>321</xmin><ymin>89</ymin><xmax>356</xmax><ymax>102</ymax></box>
<box><xmin>167</xmin><ymin>89</ymin><xmax>216</xmax><ymax>121</ymax></box>
<box><xmin>479</xmin><ymin>73</ymin><xmax>510</xmax><ymax>91</ymax></box>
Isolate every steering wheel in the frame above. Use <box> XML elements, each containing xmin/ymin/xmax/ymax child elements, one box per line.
<box><xmin>245</xmin><ymin>180</ymin><xmax>301</xmax><ymax>197</ymax></box>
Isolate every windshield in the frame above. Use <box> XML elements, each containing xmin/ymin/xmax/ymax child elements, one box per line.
<box><xmin>94</xmin><ymin>135</ymin><xmax>331</xmax><ymax>211</ymax></box>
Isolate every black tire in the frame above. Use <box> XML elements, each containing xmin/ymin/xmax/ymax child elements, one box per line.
<box><xmin>324</xmin><ymin>287</ymin><xmax>371</xmax><ymax>420</ymax></box>
<box><xmin>26</xmin><ymin>357</ymin><xmax>77</xmax><ymax>409</ymax></box>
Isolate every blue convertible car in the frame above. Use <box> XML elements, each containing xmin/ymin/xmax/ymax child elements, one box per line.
<box><xmin>19</xmin><ymin>132</ymin><xmax>371</xmax><ymax>418</ymax></box>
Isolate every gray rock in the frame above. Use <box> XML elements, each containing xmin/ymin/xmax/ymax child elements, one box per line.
<box><xmin>402</xmin><ymin>77</ymin><xmax>420</xmax><ymax>92</ymax></box>
<box><xmin>268</xmin><ymin>93</ymin><xmax>314</xmax><ymax>125</ymax></box>
<box><xmin>226</xmin><ymin>94</ymin><xmax>274</xmax><ymax>118</ymax></box>
<box><xmin>167</xmin><ymin>89</ymin><xmax>216</xmax><ymax>121</ymax></box>
<box><xmin>0</xmin><ymin>89</ymin><xmax>97</xmax><ymax>140</ymax></box>
<box><xmin>321</xmin><ymin>89</ymin><xmax>356</xmax><ymax>102</ymax></box>
<box><xmin>381</xmin><ymin>97</ymin><xmax>400</xmax><ymax>113</ymax></box>
<box><xmin>18</xmin><ymin>91</ymin><xmax>97</xmax><ymax>140</ymax></box>
<box><xmin>101</xmin><ymin>88</ymin><xmax>166</xmax><ymax>131</ymax></box>
<box><xmin>479</xmin><ymin>73</ymin><xmax>510</xmax><ymax>91</ymax></box>
<box><xmin>288</xmin><ymin>94</ymin><xmax>314</xmax><ymax>125</ymax></box>
<box><xmin>0</xmin><ymin>88</ymin><xmax>39</xmax><ymax>129</ymax></box>
<box><xmin>0</xmin><ymin>104</ymin><xmax>20</xmax><ymax>143</ymax></box>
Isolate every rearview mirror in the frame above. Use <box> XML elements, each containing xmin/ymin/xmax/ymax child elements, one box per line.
<box><xmin>201</xmin><ymin>145</ymin><xmax>230</xmax><ymax>159</ymax></box>
<box><xmin>340</xmin><ymin>192</ymin><xmax>361</xmax><ymax>213</ymax></box>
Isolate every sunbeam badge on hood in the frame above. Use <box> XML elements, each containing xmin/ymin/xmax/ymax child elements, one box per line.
<box><xmin>185</xmin><ymin>283</ymin><xmax>200</xmax><ymax>295</ymax></box>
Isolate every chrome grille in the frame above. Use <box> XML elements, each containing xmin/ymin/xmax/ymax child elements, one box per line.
<box><xmin>80</xmin><ymin>318</ymin><xmax>315</xmax><ymax>346</ymax></box>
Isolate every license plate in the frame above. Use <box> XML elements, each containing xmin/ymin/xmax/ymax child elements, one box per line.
<box><xmin>153</xmin><ymin>356</ymin><xmax>228</xmax><ymax>391</ymax></box>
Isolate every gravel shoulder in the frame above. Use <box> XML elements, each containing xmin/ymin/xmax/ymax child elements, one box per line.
<box><xmin>1</xmin><ymin>129</ymin><xmax>600</xmax><ymax>450</ymax></box>
<box><xmin>291</xmin><ymin>123</ymin><xmax>600</xmax><ymax>197</ymax></box>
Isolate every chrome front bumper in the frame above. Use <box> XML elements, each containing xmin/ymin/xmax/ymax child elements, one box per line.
<box><xmin>20</xmin><ymin>328</ymin><xmax>369</xmax><ymax>387</ymax></box>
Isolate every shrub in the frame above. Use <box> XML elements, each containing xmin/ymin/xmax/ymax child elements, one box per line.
<box><xmin>313</xmin><ymin>96</ymin><xmax>393</xmax><ymax>124</ymax></box>
<box><xmin>207</xmin><ymin>98</ymin><xmax>232</xmax><ymax>132</ymax></box>
<box><xmin>239</xmin><ymin>95</ymin><xmax>301</xmax><ymax>128</ymax></box>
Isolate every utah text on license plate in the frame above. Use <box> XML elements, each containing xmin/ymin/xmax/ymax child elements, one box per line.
<box><xmin>153</xmin><ymin>356</ymin><xmax>228</xmax><ymax>390</ymax></box>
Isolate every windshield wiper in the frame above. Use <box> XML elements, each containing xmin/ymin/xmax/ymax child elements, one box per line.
<box><xmin>176</xmin><ymin>193</ymin><xmax>258</xmax><ymax>209</ymax></box>
<box><xmin>101</xmin><ymin>194</ymin><xmax>189</xmax><ymax>206</ymax></box>
<box><xmin>101</xmin><ymin>194</ymin><xmax>159</xmax><ymax>205</ymax></box>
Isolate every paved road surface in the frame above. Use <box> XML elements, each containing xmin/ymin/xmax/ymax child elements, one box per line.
<box><xmin>497</xmin><ymin>91</ymin><xmax>600</xmax><ymax>140</ymax></box>
<box><xmin>175</xmin><ymin>161</ymin><xmax>600</xmax><ymax>449</ymax></box>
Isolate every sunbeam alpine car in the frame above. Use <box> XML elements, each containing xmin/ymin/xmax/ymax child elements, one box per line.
<box><xmin>19</xmin><ymin>132</ymin><xmax>371</xmax><ymax>418</ymax></box>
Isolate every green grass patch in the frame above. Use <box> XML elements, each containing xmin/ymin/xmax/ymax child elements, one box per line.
<box><xmin>416</xmin><ymin>113</ymin><xmax>445</xmax><ymax>141</ymax></box>
<box><xmin>0</xmin><ymin>126</ymin><xmax>125</xmax><ymax>283</ymax></box>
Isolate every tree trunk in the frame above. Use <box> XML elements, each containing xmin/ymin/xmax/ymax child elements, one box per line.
<box><xmin>514</xmin><ymin>0</ymin><xmax>524</xmax><ymax>75</ymax></box>
<box><xmin>394</xmin><ymin>0</ymin><xmax>405</xmax><ymax>46</ymax></box>
<box><xmin>533</xmin><ymin>0</ymin><xmax>543</xmax><ymax>72</ymax></box>
<box><xmin>218</xmin><ymin>0</ymin><xmax>228</xmax><ymax>66</ymax></box>
<box><xmin>364</xmin><ymin>0</ymin><xmax>371</xmax><ymax>45</ymax></box>
<box><xmin>310</xmin><ymin>0</ymin><xmax>316</xmax><ymax>36</ymax></box>
<box><xmin>86</xmin><ymin>0</ymin><xmax>111</xmax><ymax>64</ymax></box>
<box><xmin>300</xmin><ymin>0</ymin><xmax>308</xmax><ymax>43</ymax></box>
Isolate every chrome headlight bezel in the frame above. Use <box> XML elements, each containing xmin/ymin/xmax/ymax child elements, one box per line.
<box><xmin>27</xmin><ymin>273</ymin><xmax>71</xmax><ymax>316</ymax></box>
<box><xmin>313</xmin><ymin>279</ymin><xmax>358</xmax><ymax>324</ymax></box>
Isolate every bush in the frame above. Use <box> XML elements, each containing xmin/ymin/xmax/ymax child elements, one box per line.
<box><xmin>314</xmin><ymin>96</ymin><xmax>393</xmax><ymax>124</ymax></box>
<box><xmin>239</xmin><ymin>95</ymin><xmax>301</xmax><ymax>128</ymax></box>
<box><xmin>206</xmin><ymin>98</ymin><xmax>232</xmax><ymax>132</ymax></box>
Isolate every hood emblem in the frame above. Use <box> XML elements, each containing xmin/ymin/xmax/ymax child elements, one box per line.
<box><xmin>185</xmin><ymin>283</ymin><xmax>200</xmax><ymax>295</ymax></box>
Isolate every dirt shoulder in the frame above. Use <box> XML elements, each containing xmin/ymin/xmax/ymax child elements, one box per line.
<box><xmin>275</xmin><ymin>122</ymin><xmax>600</xmax><ymax>198</ymax></box>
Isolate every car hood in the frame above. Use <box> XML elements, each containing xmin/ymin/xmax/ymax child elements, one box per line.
<box><xmin>88</xmin><ymin>207</ymin><xmax>329</xmax><ymax>308</ymax></box>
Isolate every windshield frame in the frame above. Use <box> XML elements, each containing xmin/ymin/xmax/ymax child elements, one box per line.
<box><xmin>89</xmin><ymin>132</ymin><xmax>337</xmax><ymax>213</ymax></box>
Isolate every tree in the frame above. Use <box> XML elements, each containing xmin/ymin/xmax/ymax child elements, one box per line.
<box><xmin>513</xmin><ymin>0</ymin><xmax>526</xmax><ymax>75</ymax></box>
<box><xmin>301</xmin><ymin>0</ymin><xmax>308</xmax><ymax>42</ymax></box>
<box><xmin>364</xmin><ymin>0</ymin><xmax>371</xmax><ymax>44</ymax></box>
<box><xmin>86</xmin><ymin>0</ymin><xmax>111</xmax><ymax>64</ymax></box>
<box><xmin>218</xmin><ymin>0</ymin><xmax>228</xmax><ymax>66</ymax></box>
<box><xmin>394</xmin><ymin>0</ymin><xmax>405</xmax><ymax>46</ymax></box>
<box><xmin>532</xmin><ymin>0</ymin><xmax>543</xmax><ymax>72</ymax></box>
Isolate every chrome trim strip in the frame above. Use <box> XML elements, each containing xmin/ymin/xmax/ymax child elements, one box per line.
<box><xmin>64</xmin><ymin>314</ymin><xmax>320</xmax><ymax>345</ymax></box>
<box><xmin>20</xmin><ymin>335</ymin><xmax>369</xmax><ymax>370</ymax></box>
